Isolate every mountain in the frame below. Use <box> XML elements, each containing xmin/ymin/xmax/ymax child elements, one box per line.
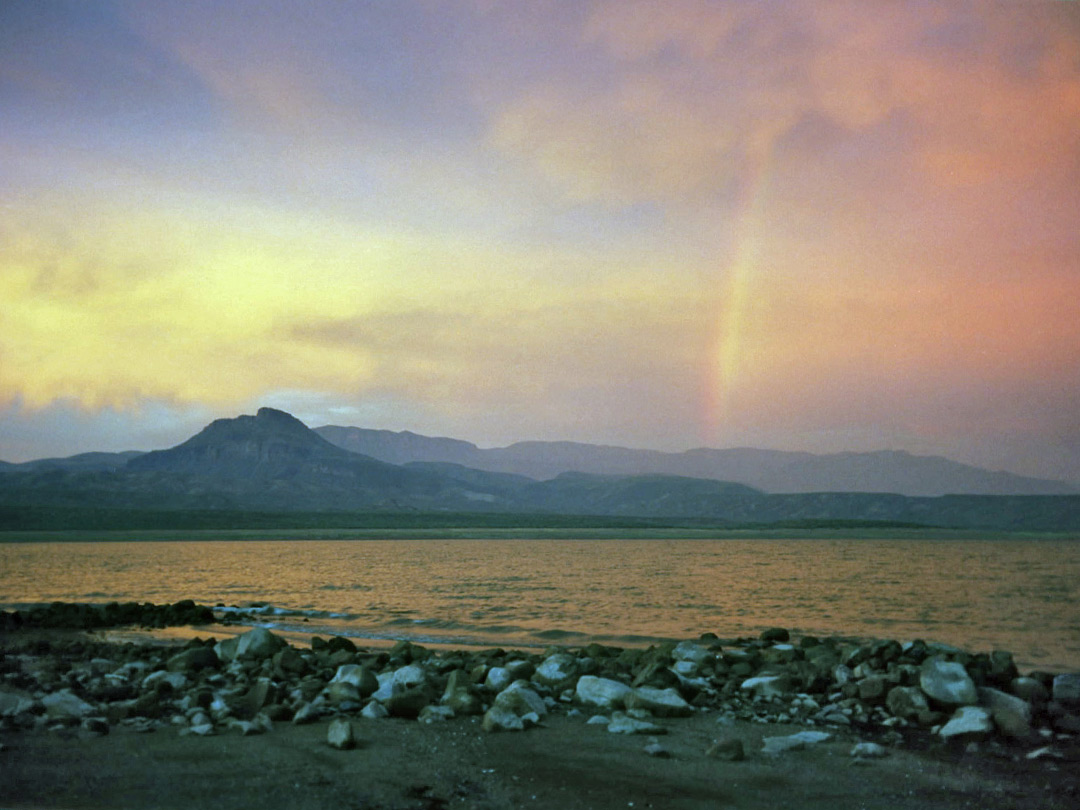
<box><xmin>3</xmin><ymin>408</ymin><xmax>1079</xmax><ymax>531</ymax></box>
<box><xmin>314</xmin><ymin>426</ymin><xmax>1075</xmax><ymax>497</ymax></box>
<box><xmin>8</xmin><ymin>450</ymin><xmax>145</xmax><ymax>472</ymax></box>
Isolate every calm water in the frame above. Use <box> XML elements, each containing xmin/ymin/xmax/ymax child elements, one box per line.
<box><xmin>2</xmin><ymin>539</ymin><xmax>1078</xmax><ymax>671</ymax></box>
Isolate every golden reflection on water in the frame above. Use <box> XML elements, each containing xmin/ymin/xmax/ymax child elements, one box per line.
<box><xmin>1</xmin><ymin>538</ymin><xmax>1078</xmax><ymax>670</ymax></box>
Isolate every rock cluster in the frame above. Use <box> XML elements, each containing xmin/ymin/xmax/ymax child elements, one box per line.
<box><xmin>2</xmin><ymin>625</ymin><xmax>1078</xmax><ymax>757</ymax></box>
<box><xmin>0</xmin><ymin>600</ymin><xmax>215</xmax><ymax>632</ymax></box>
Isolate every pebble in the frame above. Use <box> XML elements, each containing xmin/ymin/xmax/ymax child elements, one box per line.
<box><xmin>850</xmin><ymin>741</ymin><xmax>888</xmax><ymax>758</ymax></box>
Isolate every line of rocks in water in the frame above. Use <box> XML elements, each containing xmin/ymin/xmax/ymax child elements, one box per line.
<box><xmin>2</xmin><ymin>624</ymin><xmax>1079</xmax><ymax>762</ymax></box>
<box><xmin>0</xmin><ymin>600</ymin><xmax>216</xmax><ymax>631</ymax></box>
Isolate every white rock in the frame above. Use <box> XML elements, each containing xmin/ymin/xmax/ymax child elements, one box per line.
<box><xmin>42</xmin><ymin>690</ymin><xmax>96</xmax><ymax>720</ymax></box>
<box><xmin>327</xmin><ymin>718</ymin><xmax>356</xmax><ymax>749</ymax></box>
<box><xmin>533</xmin><ymin>654</ymin><xmax>577</xmax><ymax>689</ymax></box>
<box><xmin>143</xmin><ymin>670</ymin><xmax>188</xmax><ymax>692</ymax></box>
<box><xmin>920</xmin><ymin>657</ymin><xmax>977</xmax><ymax>706</ymax></box>
<box><xmin>361</xmin><ymin>701</ymin><xmax>389</xmax><ymax>720</ymax></box>
<box><xmin>762</xmin><ymin>730</ymin><xmax>832</xmax><ymax>755</ymax></box>
<box><xmin>586</xmin><ymin>714</ymin><xmax>610</xmax><ymax>725</ymax></box>
<box><xmin>672</xmin><ymin>641</ymin><xmax>712</xmax><ymax>664</ymax></box>
<box><xmin>235</xmin><ymin>627</ymin><xmax>286</xmax><ymax>660</ymax></box>
<box><xmin>978</xmin><ymin>687</ymin><xmax>1033</xmax><ymax>739</ymax></box>
<box><xmin>626</xmin><ymin>686</ymin><xmax>692</xmax><ymax>717</ymax></box>
<box><xmin>939</xmin><ymin>705</ymin><xmax>994</xmax><ymax>739</ymax></box>
<box><xmin>607</xmin><ymin>711</ymin><xmax>666</xmax><ymax>735</ymax></box>
<box><xmin>851</xmin><ymin>742</ymin><xmax>889</xmax><ymax>758</ymax></box>
<box><xmin>0</xmin><ymin>688</ymin><xmax>35</xmax><ymax>717</ymax></box>
<box><xmin>372</xmin><ymin>664</ymin><xmax>427</xmax><ymax>701</ymax></box>
<box><xmin>740</xmin><ymin>675</ymin><xmax>792</xmax><ymax>698</ymax></box>
<box><xmin>575</xmin><ymin>676</ymin><xmax>632</xmax><ymax>710</ymax></box>
<box><xmin>484</xmin><ymin>667</ymin><xmax>511</xmax><ymax>693</ymax></box>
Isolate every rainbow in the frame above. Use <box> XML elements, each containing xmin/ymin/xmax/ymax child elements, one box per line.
<box><xmin>704</xmin><ymin>136</ymin><xmax>777</xmax><ymax>444</ymax></box>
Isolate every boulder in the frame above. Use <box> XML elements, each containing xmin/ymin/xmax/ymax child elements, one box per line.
<box><xmin>419</xmin><ymin>705</ymin><xmax>455</xmax><ymax>724</ymax></box>
<box><xmin>920</xmin><ymin>657</ymin><xmax>977</xmax><ymax>706</ymax></box>
<box><xmin>166</xmin><ymin>647</ymin><xmax>219</xmax><ymax>673</ymax></box>
<box><xmin>857</xmin><ymin>675</ymin><xmax>888</xmax><ymax>704</ymax></box>
<box><xmin>672</xmin><ymin>642</ymin><xmax>712</xmax><ymax>665</ymax></box>
<box><xmin>1010</xmin><ymin>677</ymin><xmax>1049</xmax><ymax>704</ymax></box>
<box><xmin>481</xmin><ymin>680</ymin><xmax>546</xmax><ymax>732</ymax></box>
<box><xmin>385</xmin><ymin>686</ymin><xmax>432</xmax><ymax>719</ymax></box>
<box><xmin>484</xmin><ymin>667</ymin><xmax>512</xmax><ymax>693</ymax></box>
<box><xmin>143</xmin><ymin>671</ymin><xmax>187</xmax><ymax>692</ymax></box>
<box><xmin>1052</xmin><ymin>673</ymin><xmax>1080</xmax><ymax>708</ymax></box>
<box><xmin>886</xmin><ymin>686</ymin><xmax>932</xmax><ymax>722</ymax></box>
<box><xmin>235</xmin><ymin>628</ymin><xmax>287</xmax><ymax>661</ymax></box>
<box><xmin>327</xmin><ymin>718</ymin><xmax>356</xmax><ymax>750</ymax></box>
<box><xmin>575</xmin><ymin>676</ymin><xmax>633</xmax><ymax>711</ymax></box>
<box><xmin>442</xmin><ymin>670</ymin><xmax>483</xmax><ymax>716</ymax></box>
<box><xmin>626</xmin><ymin>686</ymin><xmax>692</xmax><ymax>717</ymax></box>
<box><xmin>42</xmin><ymin>690</ymin><xmax>95</xmax><ymax>720</ymax></box>
<box><xmin>362</xmin><ymin>701</ymin><xmax>389</xmax><ymax>720</ymax></box>
<box><xmin>938</xmin><ymin>705</ymin><xmax>993</xmax><ymax>740</ymax></box>
<box><xmin>372</xmin><ymin>664</ymin><xmax>427</xmax><ymax>702</ymax></box>
<box><xmin>533</xmin><ymin>653</ymin><xmax>578</xmax><ymax>691</ymax></box>
<box><xmin>329</xmin><ymin>665</ymin><xmax>379</xmax><ymax>698</ymax></box>
<box><xmin>740</xmin><ymin>674</ymin><xmax>793</xmax><ymax>699</ymax></box>
<box><xmin>0</xmin><ymin>687</ymin><xmax>35</xmax><ymax>717</ymax></box>
<box><xmin>979</xmin><ymin>687</ymin><xmax>1033</xmax><ymax>739</ymax></box>
<box><xmin>272</xmin><ymin>648</ymin><xmax>310</xmax><ymax>677</ymax></box>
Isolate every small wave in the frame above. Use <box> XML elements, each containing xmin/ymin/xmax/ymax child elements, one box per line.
<box><xmin>215</xmin><ymin>604</ymin><xmax>353</xmax><ymax>620</ymax></box>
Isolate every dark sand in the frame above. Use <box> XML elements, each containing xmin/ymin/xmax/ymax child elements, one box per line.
<box><xmin>3</xmin><ymin>708</ymin><xmax>1078</xmax><ymax>809</ymax></box>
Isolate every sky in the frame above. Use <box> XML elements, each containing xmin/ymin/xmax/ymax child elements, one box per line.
<box><xmin>1</xmin><ymin>0</ymin><xmax>1079</xmax><ymax>485</ymax></box>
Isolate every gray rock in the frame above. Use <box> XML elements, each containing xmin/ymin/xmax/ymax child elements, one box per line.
<box><xmin>291</xmin><ymin>702</ymin><xmax>321</xmax><ymax>725</ymax></box>
<box><xmin>1052</xmin><ymin>673</ymin><xmax>1080</xmax><ymax>707</ymax></box>
<box><xmin>672</xmin><ymin>641</ymin><xmax>712</xmax><ymax>665</ymax></box>
<box><xmin>938</xmin><ymin>705</ymin><xmax>993</xmax><ymax>740</ymax></box>
<box><xmin>705</xmin><ymin>736</ymin><xmax>745</xmax><ymax>761</ymax></box>
<box><xmin>643</xmin><ymin>742</ymin><xmax>671</xmax><ymax>757</ymax></box>
<box><xmin>625</xmin><ymin>686</ymin><xmax>692</xmax><ymax>717</ymax></box>
<box><xmin>442</xmin><ymin>671</ymin><xmax>483</xmax><ymax>716</ymax></box>
<box><xmin>920</xmin><ymin>657</ymin><xmax>977</xmax><ymax>706</ymax></box>
<box><xmin>1010</xmin><ymin>677</ymin><xmax>1049</xmax><ymax>704</ymax></box>
<box><xmin>886</xmin><ymin>685</ymin><xmax>931</xmax><ymax>721</ymax></box>
<box><xmin>80</xmin><ymin>716</ymin><xmax>109</xmax><ymax>736</ymax></box>
<box><xmin>330</xmin><ymin>664</ymin><xmax>379</xmax><ymax>698</ymax></box>
<box><xmin>372</xmin><ymin>664</ymin><xmax>427</xmax><ymax>702</ymax></box>
<box><xmin>607</xmin><ymin>711</ymin><xmax>666</xmax><ymax>735</ymax></box>
<box><xmin>42</xmin><ymin>690</ymin><xmax>96</xmax><ymax>720</ymax></box>
<box><xmin>586</xmin><ymin>714</ymin><xmax>610</xmax><ymax>725</ymax></box>
<box><xmin>740</xmin><ymin>674</ymin><xmax>793</xmax><ymax>699</ymax></box>
<box><xmin>327</xmin><ymin>718</ymin><xmax>356</xmax><ymax>750</ymax></box>
<box><xmin>978</xmin><ymin>687</ymin><xmax>1033</xmax><ymax>739</ymax></box>
<box><xmin>166</xmin><ymin>647</ymin><xmax>219</xmax><ymax>673</ymax></box>
<box><xmin>419</xmin><ymin>705</ymin><xmax>455</xmax><ymax>724</ymax></box>
<box><xmin>481</xmin><ymin>705</ymin><xmax>538</xmax><ymax>732</ymax></box>
<box><xmin>386</xmin><ymin>686</ymin><xmax>432</xmax><ymax>719</ymax></box>
<box><xmin>187</xmin><ymin>723</ymin><xmax>215</xmax><ymax>736</ymax></box>
<box><xmin>484</xmin><ymin>667</ymin><xmax>512</xmax><ymax>693</ymax></box>
<box><xmin>575</xmin><ymin>676</ymin><xmax>632</xmax><ymax>711</ymax></box>
<box><xmin>362</xmin><ymin>701</ymin><xmax>389</xmax><ymax>720</ymax></box>
<box><xmin>850</xmin><ymin>741</ymin><xmax>888</xmax><ymax>758</ymax></box>
<box><xmin>326</xmin><ymin>682</ymin><xmax>361</xmax><ymax>704</ymax></box>
<box><xmin>533</xmin><ymin>653</ymin><xmax>578</xmax><ymax>691</ymax></box>
<box><xmin>761</xmin><ymin>730</ymin><xmax>832</xmax><ymax>755</ymax></box>
<box><xmin>142</xmin><ymin>670</ymin><xmax>188</xmax><ymax>692</ymax></box>
<box><xmin>0</xmin><ymin>688</ymin><xmax>35</xmax><ymax>717</ymax></box>
<box><xmin>235</xmin><ymin>628</ymin><xmax>288</xmax><ymax>660</ymax></box>
<box><xmin>481</xmin><ymin>680</ymin><xmax>547</xmax><ymax>732</ymax></box>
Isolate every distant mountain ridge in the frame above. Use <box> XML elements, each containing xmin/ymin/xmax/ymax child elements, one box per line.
<box><xmin>3</xmin><ymin>408</ymin><xmax>1078</xmax><ymax>531</ymax></box>
<box><xmin>314</xmin><ymin>426</ymin><xmax>1075</xmax><ymax>497</ymax></box>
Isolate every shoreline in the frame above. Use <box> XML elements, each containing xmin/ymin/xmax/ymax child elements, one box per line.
<box><xmin>3</xmin><ymin>613</ymin><xmax>1079</xmax><ymax>809</ymax></box>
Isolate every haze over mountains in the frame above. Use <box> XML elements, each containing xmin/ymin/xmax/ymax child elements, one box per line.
<box><xmin>315</xmin><ymin>426</ymin><xmax>1075</xmax><ymax>497</ymax></box>
<box><xmin>1</xmin><ymin>408</ymin><xmax>1078</xmax><ymax>531</ymax></box>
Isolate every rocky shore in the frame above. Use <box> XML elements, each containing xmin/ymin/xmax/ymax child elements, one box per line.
<box><xmin>2</xmin><ymin>603</ymin><xmax>1079</xmax><ymax>809</ymax></box>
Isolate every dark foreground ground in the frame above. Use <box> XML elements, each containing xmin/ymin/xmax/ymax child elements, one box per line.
<box><xmin>3</xmin><ymin>708</ymin><xmax>1079</xmax><ymax>810</ymax></box>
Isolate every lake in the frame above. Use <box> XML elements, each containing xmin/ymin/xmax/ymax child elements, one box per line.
<box><xmin>2</xmin><ymin>537</ymin><xmax>1078</xmax><ymax>671</ymax></box>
